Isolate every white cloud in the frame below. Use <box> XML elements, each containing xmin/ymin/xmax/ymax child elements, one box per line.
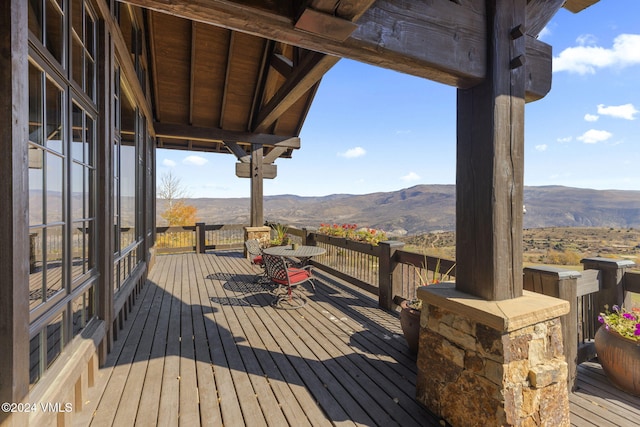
<box><xmin>338</xmin><ymin>146</ymin><xmax>366</xmax><ymax>158</ymax></box>
<box><xmin>162</xmin><ymin>159</ymin><xmax>176</xmax><ymax>167</ymax></box>
<box><xmin>535</xmin><ymin>144</ymin><xmax>548</xmax><ymax>152</ymax></box>
<box><xmin>597</xmin><ymin>103</ymin><xmax>639</xmax><ymax>120</ymax></box>
<box><xmin>183</xmin><ymin>155</ymin><xmax>208</xmax><ymax>166</ymax></box>
<box><xmin>576</xmin><ymin>34</ymin><xmax>598</xmax><ymax>46</ymax></box>
<box><xmin>557</xmin><ymin>136</ymin><xmax>573</xmax><ymax>143</ymax></box>
<box><xmin>584</xmin><ymin>114</ymin><xmax>599</xmax><ymax>122</ymax></box>
<box><xmin>401</xmin><ymin>172</ymin><xmax>420</xmax><ymax>182</ymax></box>
<box><xmin>577</xmin><ymin>129</ymin><xmax>613</xmax><ymax>144</ymax></box>
<box><xmin>553</xmin><ymin>33</ymin><xmax>640</xmax><ymax>74</ymax></box>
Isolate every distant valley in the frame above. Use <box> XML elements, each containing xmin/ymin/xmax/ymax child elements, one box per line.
<box><xmin>157</xmin><ymin>185</ymin><xmax>640</xmax><ymax>236</ymax></box>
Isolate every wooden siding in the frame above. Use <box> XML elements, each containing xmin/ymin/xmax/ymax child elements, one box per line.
<box><xmin>74</xmin><ymin>252</ymin><xmax>640</xmax><ymax>427</ymax></box>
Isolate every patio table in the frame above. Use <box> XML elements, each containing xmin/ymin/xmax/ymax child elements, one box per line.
<box><xmin>262</xmin><ymin>245</ymin><xmax>326</xmax><ymax>259</ymax></box>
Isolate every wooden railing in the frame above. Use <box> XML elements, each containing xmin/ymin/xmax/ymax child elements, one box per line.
<box><xmin>524</xmin><ymin>258</ymin><xmax>638</xmax><ymax>391</ymax></box>
<box><xmin>155</xmin><ymin>223</ymin><xmax>246</xmax><ymax>254</ymax></box>
<box><xmin>284</xmin><ymin>225</ymin><xmax>456</xmax><ymax>308</ymax></box>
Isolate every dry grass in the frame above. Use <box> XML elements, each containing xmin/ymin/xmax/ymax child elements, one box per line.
<box><xmin>402</xmin><ymin>227</ymin><xmax>640</xmax><ymax>269</ymax></box>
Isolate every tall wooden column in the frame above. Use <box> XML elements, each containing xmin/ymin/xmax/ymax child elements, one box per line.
<box><xmin>250</xmin><ymin>143</ymin><xmax>264</xmax><ymax>227</ymax></box>
<box><xmin>456</xmin><ymin>0</ymin><xmax>526</xmax><ymax>301</ymax></box>
<box><xmin>96</xmin><ymin>19</ymin><xmax>114</xmax><ymax>361</ymax></box>
<box><xmin>0</xmin><ymin>0</ymin><xmax>30</xmax><ymax>420</ymax></box>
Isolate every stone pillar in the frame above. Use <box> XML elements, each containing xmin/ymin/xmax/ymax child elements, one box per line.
<box><xmin>244</xmin><ymin>226</ymin><xmax>271</xmax><ymax>258</ymax></box>
<box><xmin>416</xmin><ymin>283</ymin><xmax>571</xmax><ymax>427</ymax></box>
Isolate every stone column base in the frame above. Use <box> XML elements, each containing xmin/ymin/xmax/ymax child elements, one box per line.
<box><xmin>416</xmin><ymin>283</ymin><xmax>571</xmax><ymax>427</ymax></box>
<box><xmin>243</xmin><ymin>226</ymin><xmax>271</xmax><ymax>258</ymax></box>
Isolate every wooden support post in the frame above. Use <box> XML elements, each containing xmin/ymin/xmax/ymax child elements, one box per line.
<box><xmin>378</xmin><ymin>241</ymin><xmax>405</xmax><ymax>310</ymax></box>
<box><xmin>456</xmin><ymin>0</ymin><xmax>526</xmax><ymax>301</ymax></box>
<box><xmin>97</xmin><ymin>19</ymin><xmax>114</xmax><ymax>362</ymax></box>
<box><xmin>581</xmin><ymin>257</ymin><xmax>636</xmax><ymax>313</ymax></box>
<box><xmin>196</xmin><ymin>222</ymin><xmax>206</xmax><ymax>253</ymax></box>
<box><xmin>524</xmin><ymin>266</ymin><xmax>581</xmax><ymax>391</ymax></box>
<box><xmin>0</xmin><ymin>0</ymin><xmax>30</xmax><ymax>422</ymax></box>
<box><xmin>250</xmin><ymin>143</ymin><xmax>264</xmax><ymax>227</ymax></box>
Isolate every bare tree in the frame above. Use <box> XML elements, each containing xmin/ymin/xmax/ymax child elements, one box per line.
<box><xmin>157</xmin><ymin>171</ymin><xmax>189</xmax><ymax>209</ymax></box>
<box><xmin>157</xmin><ymin>171</ymin><xmax>198</xmax><ymax>226</ymax></box>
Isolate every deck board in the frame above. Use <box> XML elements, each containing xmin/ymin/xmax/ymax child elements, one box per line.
<box><xmin>75</xmin><ymin>251</ymin><xmax>640</xmax><ymax>427</ymax></box>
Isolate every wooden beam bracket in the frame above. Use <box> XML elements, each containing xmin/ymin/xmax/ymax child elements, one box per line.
<box><xmin>294</xmin><ymin>7</ymin><xmax>358</xmax><ymax>42</ymax></box>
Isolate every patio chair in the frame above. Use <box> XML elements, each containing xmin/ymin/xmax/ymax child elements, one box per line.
<box><xmin>245</xmin><ymin>239</ymin><xmax>266</xmax><ymax>282</ymax></box>
<box><xmin>262</xmin><ymin>253</ymin><xmax>315</xmax><ymax>309</ymax></box>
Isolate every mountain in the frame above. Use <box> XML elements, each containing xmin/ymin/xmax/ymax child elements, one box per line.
<box><xmin>157</xmin><ymin>185</ymin><xmax>640</xmax><ymax>236</ymax></box>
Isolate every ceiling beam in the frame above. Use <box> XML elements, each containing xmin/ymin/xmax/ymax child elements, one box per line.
<box><xmin>253</xmin><ymin>51</ymin><xmax>339</xmax><ymax>133</ymax></box>
<box><xmin>120</xmin><ymin>0</ymin><xmax>484</xmax><ymax>87</ymax></box>
<box><xmin>526</xmin><ymin>0</ymin><xmax>565</xmax><ymax>38</ymax></box>
<box><xmin>120</xmin><ymin>0</ymin><xmax>556</xmax><ymax>100</ymax></box>
<box><xmin>563</xmin><ymin>0</ymin><xmax>599</xmax><ymax>13</ymax></box>
<box><xmin>189</xmin><ymin>21</ymin><xmax>197</xmax><ymax>125</ymax></box>
<box><xmin>154</xmin><ymin>122</ymin><xmax>301</xmax><ymax>147</ymax></box>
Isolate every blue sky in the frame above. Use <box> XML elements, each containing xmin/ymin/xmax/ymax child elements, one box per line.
<box><xmin>158</xmin><ymin>1</ymin><xmax>639</xmax><ymax>199</ymax></box>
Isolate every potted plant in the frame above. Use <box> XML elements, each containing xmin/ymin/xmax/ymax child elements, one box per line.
<box><xmin>400</xmin><ymin>298</ymin><xmax>422</xmax><ymax>354</ymax></box>
<box><xmin>595</xmin><ymin>305</ymin><xmax>640</xmax><ymax>396</ymax></box>
<box><xmin>269</xmin><ymin>223</ymin><xmax>290</xmax><ymax>246</ymax></box>
<box><xmin>400</xmin><ymin>257</ymin><xmax>455</xmax><ymax>354</ymax></box>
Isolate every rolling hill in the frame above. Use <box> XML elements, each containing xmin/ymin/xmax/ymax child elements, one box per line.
<box><xmin>157</xmin><ymin>185</ymin><xmax>640</xmax><ymax>236</ymax></box>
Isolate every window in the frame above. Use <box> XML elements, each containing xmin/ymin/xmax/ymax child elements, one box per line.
<box><xmin>28</xmin><ymin>0</ymin><xmax>98</xmax><ymax>387</ymax></box>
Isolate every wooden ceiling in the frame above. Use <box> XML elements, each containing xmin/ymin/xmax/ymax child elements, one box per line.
<box><xmin>127</xmin><ymin>0</ymin><xmax>600</xmax><ymax>159</ymax></box>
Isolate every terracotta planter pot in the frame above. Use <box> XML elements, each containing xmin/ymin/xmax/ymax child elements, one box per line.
<box><xmin>594</xmin><ymin>326</ymin><xmax>640</xmax><ymax>396</ymax></box>
<box><xmin>400</xmin><ymin>301</ymin><xmax>421</xmax><ymax>354</ymax></box>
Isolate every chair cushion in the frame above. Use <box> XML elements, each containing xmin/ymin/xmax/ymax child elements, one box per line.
<box><xmin>252</xmin><ymin>255</ymin><xmax>263</xmax><ymax>265</ymax></box>
<box><xmin>287</xmin><ymin>269</ymin><xmax>311</xmax><ymax>284</ymax></box>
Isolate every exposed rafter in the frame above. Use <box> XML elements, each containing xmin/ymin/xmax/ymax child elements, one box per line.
<box><xmin>219</xmin><ymin>31</ymin><xmax>235</xmax><ymax>129</ymax></box>
<box><xmin>253</xmin><ymin>50</ymin><xmax>338</xmax><ymax>133</ymax></box>
<box><xmin>189</xmin><ymin>21</ymin><xmax>197</xmax><ymax>125</ymax></box>
<box><xmin>154</xmin><ymin>122</ymin><xmax>301</xmax><ymax>147</ymax></box>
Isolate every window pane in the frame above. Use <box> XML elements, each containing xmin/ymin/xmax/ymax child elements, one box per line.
<box><xmin>45</xmin><ymin>225</ymin><xmax>64</xmax><ymax>297</ymax></box>
<box><xmin>28</xmin><ymin>0</ymin><xmax>43</xmax><ymax>41</ymax></box>
<box><xmin>87</xmin><ymin>219</ymin><xmax>95</xmax><ymax>272</ymax></box>
<box><xmin>29</xmin><ymin>228</ymin><xmax>45</xmax><ymax>311</ymax></box>
<box><xmin>71</xmin><ymin>221</ymin><xmax>87</xmax><ymax>282</ymax></box>
<box><xmin>29</xmin><ymin>63</ymin><xmax>44</xmax><ymax>146</ymax></box>
<box><xmin>46</xmin><ymin>311</ymin><xmax>64</xmax><ymax>368</ymax></box>
<box><xmin>45</xmin><ymin>77</ymin><xmax>63</xmax><ymax>153</ymax></box>
<box><xmin>86</xmin><ymin>115</ymin><xmax>95</xmax><ymax>165</ymax></box>
<box><xmin>72</xmin><ymin>104</ymin><xmax>84</xmax><ymax>162</ymax></box>
<box><xmin>71</xmin><ymin>162</ymin><xmax>83</xmax><ymax>219</ymax></box>
<box><xmin>45</xmin><ymin>0</ymin><xmax>64</xmax><ymax>64</ymax></box>
<box><xmin>72</xmin><ymin>36</ymin><xmax>84</xmax><ymax>90</ymax></box>
<box><xmin>29</xmin><ymin>332</ymin><xmax>43</xmax><ymax>385</ymax></box>
<box><xmin>45</xmin><ymin>152</ymin><xmax>64</xmax><ymax>224</ymax></box>
<box><xmin>86</xmin><ymin>56</ymin><xmax>95</xmax><ymax>100</ymax></box>
<box><xmin>29</xmin><ymin>147</ymin><xmax>45</xmax><ymax>226</ymax></box>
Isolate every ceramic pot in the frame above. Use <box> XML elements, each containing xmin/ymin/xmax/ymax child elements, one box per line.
<box><xmin>594</xmin><ymin>325</ymin><xmax>640</xmax><ymax>396</ymax></box>
<box><xmin>400</xmin><ymin>300</ymin><xmax>421</xmax><ymax>354</ymax></box>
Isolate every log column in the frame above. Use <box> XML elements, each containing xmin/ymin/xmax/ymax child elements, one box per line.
<box><xmin>456</xmin><ymin>0</ymin><xmax>526</xmax><ymax>301</ymax></box>
<box><xmin>250</xmin><ymin>143</ymin><xmax>264</xmax><ymax>227</ymax></box>
<box><xmin>0</xmin><ymin>0</ymin><xmax>30</xmax><ymax>424</ymax></box>
<box><xmin>416</xmin><ymin>2</ymin><xmax>571</xmax><ymax>425</ymax></box>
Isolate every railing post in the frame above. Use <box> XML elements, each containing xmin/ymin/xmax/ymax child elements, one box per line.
<box><xmin>306</xmin><ymin>229</ymin><xmax>317</xmax><ymax>247</ymax></box>
<box><xmin>196</xmin><ymin>222</ymin><xmax>206</xmax><ymax>253</ymax></box>
<box><xmin>581</xmin><ymin>257</ymin><xmax>636</xmax><ymax>311</ymax></box>
<box><xmin>378</xmin><ymin>241</ymin><xmax>405</xmax><ymax>310</ymax></box>
<box><xmin>524</xmin><ymin>266</ymin><xmax>580</xmax><ymax>392</ymax></box>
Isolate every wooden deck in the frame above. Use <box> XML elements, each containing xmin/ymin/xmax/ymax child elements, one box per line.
<box><xmin>74</xmin><ymin>251</ymin><xmax>640</xmax><ymax>427</ymax></box>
